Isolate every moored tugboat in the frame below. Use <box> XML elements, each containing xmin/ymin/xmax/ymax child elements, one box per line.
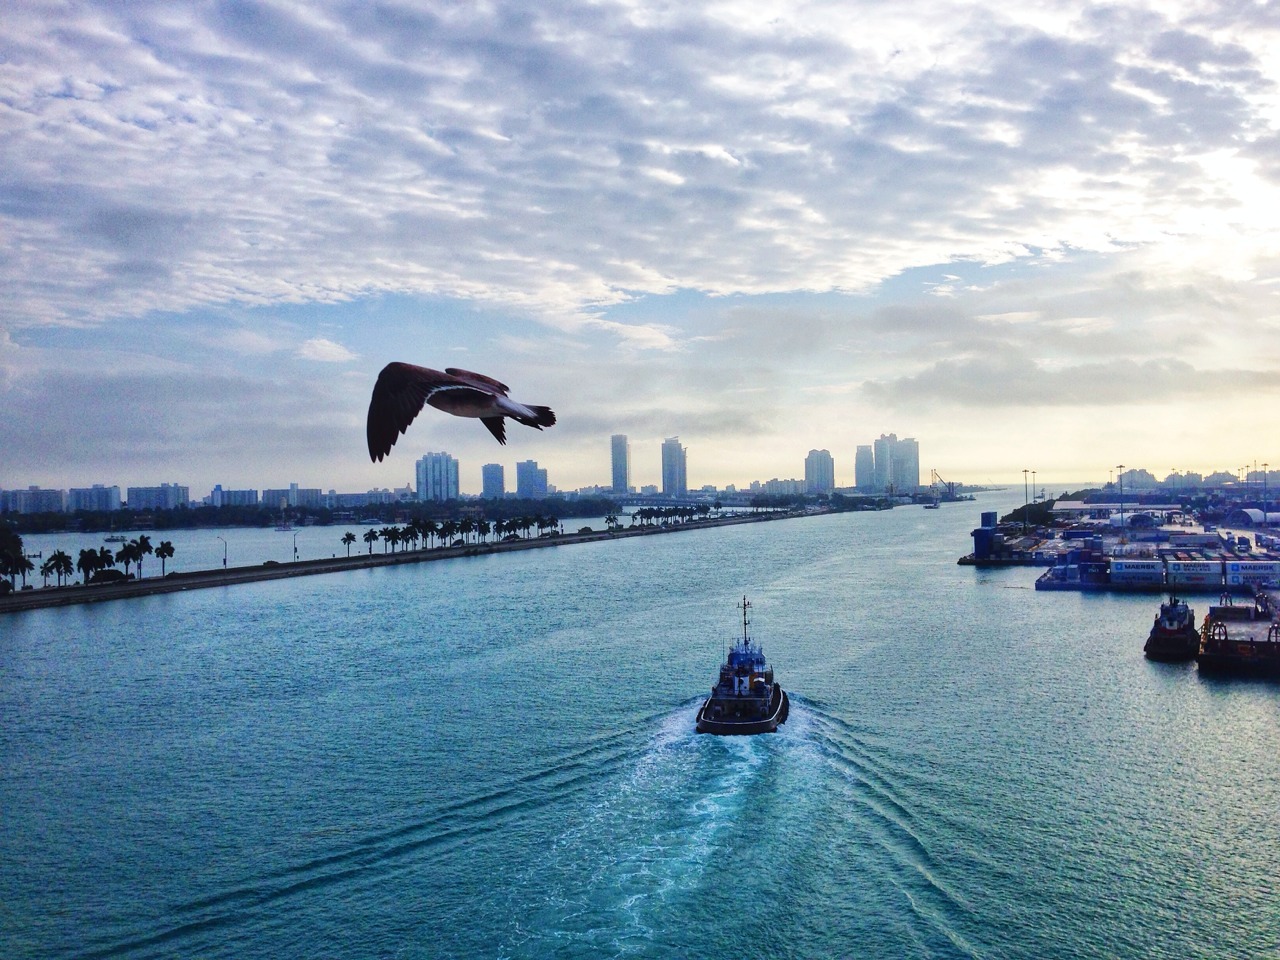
<box><xmin>1143</xmin><ymin>596</ymin><xmax>1200</xmax><ymax>662</ymax></box>
<box><xmin>696</xmin><ymin>597</ymin><xmax>789</xmax><ymax>735</ymax></box>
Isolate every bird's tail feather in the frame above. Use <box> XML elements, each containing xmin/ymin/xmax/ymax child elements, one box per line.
<box><xmin>513</xmin><ymin>406</ymin><xmax>556</xmax><ymax>430</ymax></box>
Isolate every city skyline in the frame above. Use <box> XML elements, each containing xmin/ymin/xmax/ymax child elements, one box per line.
<box><xmin>7</xmin><ymin>450</ymin><xmax>1278</xmax><ymax>515</ymax></box>
<box><xmin>2</xmin><ymin>3</ymin><xmax>1278</xmax><ymax>492</ymax></box>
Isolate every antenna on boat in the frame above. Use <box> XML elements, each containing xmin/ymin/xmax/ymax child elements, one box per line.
<box><xmin>739</xmin><ymin>595</ymin><xmax>751</xmax><ymax>645</ymax></box>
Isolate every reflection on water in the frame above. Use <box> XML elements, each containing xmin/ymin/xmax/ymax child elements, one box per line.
<box><xmin>2</xmin><ymin>493</ymin><xmax>1278</xmax><ymax>959</ymax></box>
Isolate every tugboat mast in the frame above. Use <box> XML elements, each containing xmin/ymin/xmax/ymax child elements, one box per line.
<box><xmin>739</xmin><ymin>596</ymin><xmax>751</xmax><ymax>646</ymax></box>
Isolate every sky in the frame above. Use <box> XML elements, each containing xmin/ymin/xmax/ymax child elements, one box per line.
<box><xmin>2</xmin><ymin>0</ymin><xmax>1279</xmax><ymax>498</ymax></box>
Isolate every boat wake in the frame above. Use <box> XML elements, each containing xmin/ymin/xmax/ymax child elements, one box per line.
<box><xmin>797</xmin><ymin>698</ymin><xmax>984</xmax><ymax>958</ymax></box>
<box><xmin>501</xmin><ymin>699</ymin><xmax>782</xmax><ymax>957</ymax></box>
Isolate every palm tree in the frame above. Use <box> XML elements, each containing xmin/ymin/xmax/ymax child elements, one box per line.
<box><xmin>379</xmin><ymin>527</ymin><xmax>395</xmax><ymax>553</ymax></box>
<box><xmin>422</xmin><ymin>519</ymin><xmax>438</xmax><ymax>549</ymax></box>
<box><xmin>459</xmin><ymin>516</ymin><xmax>475</xmax><ymax>543</ymax></box>
<box><xmin>132</xmin><ymin>535</ymin><xmax>154</xmax><ymax>579</ymax></box>
<box><xmin>363</xmin><ymin>529</ymin><xmax>379</xmax><ymax>554</ymax></box>
<box><xmin>156</xmin><ymin>541</ymin><xmax>175</xmax><ymax>575</ymax></box>
<box><xmin>341</xmin><ymin>532</ymin><xmax>357</xmax><ymax>557</ymax></box>
<box><xmin>45</xmin><ymin>549</ymin><xmax>73</xmax><ymax>586</ymax></box>
<box><xmin>477</xmin><ymin>519</ymin><xmax>491</xmax><ymax>543</ymax></box>
<box><xmin>439</xmin><ymin>519</ymin><xmax>458</xmax><ymax>545</ymax></box>
<box><xmin>0</xmin><ymin>528</ymin><xmax>26</xmax><ymax>589</ymax></box>
<box><xmin>97</xmin><ymin>546</ymin><xmax>116</xmax><ymax>574</ymax></box>
<box><xmin>11</xmin><ymin>553</ymin><xmax>34</xmax><ymax>589</ymax></box>
<box><xmin>115</xmin><ymin>541</ymin><xmax>140</xmax><ymax>578</ymax></box>
<box><xmin>56</xmin><ymin>550</ymin><xmax>73</xmax><ymax>585</ymax></box>
<box><xmin>77</xmin><ymin>548</ymin><xmax>99</xmax><ymax>585</ymax></box>
<box><xmin>40</xmin><ymin>556</ymin><xmax>54</xmax><ymax>587</ymax></box>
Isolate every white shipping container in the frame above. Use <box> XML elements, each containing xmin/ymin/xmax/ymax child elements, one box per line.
<box><xmin>1225</xmin><ymin>561</ymin><xmax>1280</xmax><ymax>587</ymax></box>
<box><xmin>1167</xmin><ymin>560</ymin><xmax>1223</xmax><ymax>586</ymax></box>
<box><xmin>1109</xmin><ymin>559</ymin><xmax>1164</xmax><ymax>584</ymax></box>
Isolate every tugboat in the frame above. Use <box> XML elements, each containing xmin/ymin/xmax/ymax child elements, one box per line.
<box><xmin>1143</xmin><ymin>596</ymin><xmax>1200</xmax><ymax>662</ymax></box>
<box><xmin>696</xmin><ymin>597</ymin><xmax>789</xmax><ymax>735</ymax></box>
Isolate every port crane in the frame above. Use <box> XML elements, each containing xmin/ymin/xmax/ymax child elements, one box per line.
<box><xmin>930</xmin><ymin>469</ymin><xmax>957</xmax><ymax>501</ymax></box>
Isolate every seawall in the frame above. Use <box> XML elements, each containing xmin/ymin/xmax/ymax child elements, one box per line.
<box><xmin>1</xmin><ymin>512</ymin><xmax>794</xmax><ymax>614</ymax></box>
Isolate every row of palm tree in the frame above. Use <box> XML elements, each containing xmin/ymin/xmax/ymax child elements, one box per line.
<box><xmin>629</xmin><ymin>504</ymin><xmax>713</xmax><ymax>526</ymax></box>
<box><xmin>1</xmin><ymin>532</ymin><xmax>178</xmax><ymax>590</ymax></box>
<box><xmin>341</xmin><ymin>515</ymin><xmax>567</xmax><ymax>557</ymax></box>
<box><xmin>71</xmin><ymin>537</ymin><xmax>177</xmax><ymax>584</ymax></box>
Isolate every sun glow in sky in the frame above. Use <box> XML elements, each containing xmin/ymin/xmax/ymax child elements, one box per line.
<box><xmin>2</xmin><ymin>0</ymin><xmax>1278</xmax><ymax>496</ymax></box>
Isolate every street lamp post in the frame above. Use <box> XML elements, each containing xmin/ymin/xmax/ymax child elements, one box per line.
<box><xmin>1264</xmin><ymin>463</ymin><xmax>1270</xmax><ymax>528</ymax></box>
<box><xmin>216</xmin><ymin>536</ymin><xmax>227</xmax><ymax>569</ymax></box>
<box><xmin>1116</xmin><ymin>465</ymin><xmax>1125</xmax><ymax>529</ymax></box>
<box><xmin>1022</xmin><ymin>469</ymin><xmax>1029</xmax><ymax>534</ymax></box>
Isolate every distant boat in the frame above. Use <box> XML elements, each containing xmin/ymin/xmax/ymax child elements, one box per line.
<box><xmin>696</xmin><ymin>597</ymin><xmax>789</xmax><ymax>735</ymax></box>
<box><xmin>104</xmin><ymin>534</ymin><xmax>127</xmax><ymax>543</ymax></box>
<box><xmin>275</xmin><ymin>521</ymin><xmax>294</xmax><ymax>531</ymax></box>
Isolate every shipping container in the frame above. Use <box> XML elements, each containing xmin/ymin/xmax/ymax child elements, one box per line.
<box><xmin>1166</xmin><ymin>559</ymin><xmax>1223</xmax><ymax>587</ymax></box>
<box><xmin>1225</xmin><ymin>561</ymin><xmax>1280</xmax><ymax>587</ymax></box>
<box><xmin>1109</xmin><ymin>559</ymin><xmax>1164</xmax><ymax>585</ymax></box>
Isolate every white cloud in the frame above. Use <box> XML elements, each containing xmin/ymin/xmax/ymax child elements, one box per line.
<box><xmin>3</xmin><ymin>0</ymin><xmax>1280</xmax><ymax>488</ymax></box>
<box><xmin>298</xmin><ymin>337</ymin><xmax>358</xmax><ymax>362</ymax></box>
<box><xmin>2</xmin><ymin>0</ymin><xmax>1277</xmax><ymax>332</ymax></box>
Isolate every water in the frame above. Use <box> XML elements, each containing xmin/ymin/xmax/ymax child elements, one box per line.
<box><xmin>2</xmin><ymin>493</ymin><xmax>1278</xmax><ymax>959</ymax></box>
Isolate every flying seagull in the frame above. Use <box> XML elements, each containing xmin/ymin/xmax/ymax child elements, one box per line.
<box><xmin>366</xmin><ymin>363</ymin><xmax>556</xmax><ymax>461</ymax></box>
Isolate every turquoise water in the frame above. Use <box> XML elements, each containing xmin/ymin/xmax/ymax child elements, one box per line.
<box><xmin>2</xmin><ymin>494</ymin><xmax>1278</xmax><ymax>959</ymax></box>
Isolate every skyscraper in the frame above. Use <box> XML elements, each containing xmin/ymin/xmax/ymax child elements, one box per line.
<box><xmin>611</xmin><ymin>434</ymin><xmax>631</xmax><ymax>494</ymax></box>
<box><xmin>891</xmin><ymin>437</ymin><xmax>921</xmax><ymax>492</ymax></box>
<box><xmin>661</xmin><ymin>437</ymin><xmax>687</xmax><ymax>497</ymax></box>
<box><xmin>516</xmin><ymin>460</ymin><xmax>548</xmax><ymax>499</ymax></box>
<box><xmin>872</xmin><ymin>434</ymin><xmax>896</xmax><ymax>492</ymax></box>
<box><xmin>481</xmin><ymin>463</ymin><xmax>505</xmax><ymax>500</ymax></box>
<box><xmin>870</xmin><ymin>434</ymin><xmax>921</xmax><ymax>493</ymax></box>
<box><xmin>416</xmin><ymin>452</ymin><xmax>459</xmax><ymax>502</ymax></box>
<box><xmin>804</xmin><ymin>449</ymin><xmax>835</xmax><ymax>494</ymax></box>
<box><xmin>854</xmin><ymin>445</ymin><xmax>874</xmax><ymax>491</ymax></box>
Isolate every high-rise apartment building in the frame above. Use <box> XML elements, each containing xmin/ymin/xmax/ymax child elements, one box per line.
<box><xmin>870</xmin><ymin>434</ymin><xmax>920</xmax><ymax>493</ymax></box>
<box><xmin>416</xmin><ymin>452</ymin><xmax>459</xmax><ymax>502</ymax></box>
<box><xmin>0</xmin><ymin>486</ymin><xmax>67</xmax><ymax>514</ymax></box>
<box><xmin>126</xmin><ymin>483</ymin><xmax>189</xmax><ymax>510</ymax></box>
<box><xmin>892</xmin><ymin>437</ymin><xmax>920</xmax><ymax>492</ymax></box>
<box><xmin>611</xmin><ymin>434</ymin><xmax>631</xmax><ymax>494</ymax></box>
<box><xmin>661</xmin><ymin>437</ymin><xmax>687</xmax><ymax>497</ymax></box>
<box><xmin>854</xmin><ymin>446</ymin><xmax>874</xmax><ymax>491</ymax></box>
<box><xmin>208</xmin><ymin>485</ymin><xmax>259</xmax><ymax>507</ymax></box>
<box><xmin>68</xmin><ymin>485</ymin><xmax>122</xmax><ymax>512</ymax></box>
<box><xmin>804</xmin><ymin>449</ymin><xmax>835</xmax><ymax>494</ymax></box>
<box><xmin>516</xmin><ymin>460</ymin><xmax>548</xmax><ymax>499</ymax></box>
<box><xmin>481</xmin><ymin>463</ymin><xmax>505</xmax><ymax>500</ymax></box>
<box><xmin>262</xmin><ymin>483</ymin><xmax>322</xmax><ymax>509</ymax></box>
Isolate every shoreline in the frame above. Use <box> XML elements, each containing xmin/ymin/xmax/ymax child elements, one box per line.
<box><xmin>1</xmin><ymin>511</ymin><xmax>797</xmax><ymax>614</ymax></box>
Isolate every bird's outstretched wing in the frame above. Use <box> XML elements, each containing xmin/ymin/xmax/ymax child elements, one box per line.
<box><xmin>367</xmin><ymin>363</ymin><xmax>460</xmax><ymax>461</ymax></box>
<box><xmin>445</xmin><ymin>367</ymin><xmax>510</xmax><ymax>395</ymax></box>
<box><xmin>481</xmin><ymin>416</ymin><xmax>507</xmax><ymax>444</ymax></box>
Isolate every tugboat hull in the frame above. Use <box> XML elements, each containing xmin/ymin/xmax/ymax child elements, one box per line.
<box><xmin>696</xmin><ymin>686</ymin><xmax>789</xmax><ymax>736</ymax></box>
<box><xmin>1144</xmin><ymin>628</ymin><xmax>1200</xmax><ymax>662</ymax></box>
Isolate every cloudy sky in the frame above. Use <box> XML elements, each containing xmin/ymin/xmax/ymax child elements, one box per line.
<box><xmin>3</xmin><ymin>0</ymin><xmax>1278</xmax><ymax>497</ymax></box>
